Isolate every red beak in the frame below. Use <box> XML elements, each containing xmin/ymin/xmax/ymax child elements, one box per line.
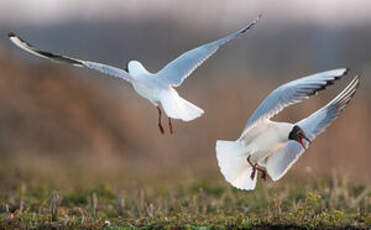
<box><xmin>299</xmin><ymin>137</ymin><xmax>306</xmax><ymax>149</ymax></box>
<box><xmin>299</xmin><ymin>136</ymin><xmax>312</xmax><ymax>149</ymax></box>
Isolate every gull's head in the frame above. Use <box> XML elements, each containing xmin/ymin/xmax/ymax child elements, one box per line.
<box><xmin>125</xmin><ymin>60</ymin><xmax>148</xmax><ymax>76</ymax></box>
<box><xmin>288</xmin><ymin>125</ymin><xmax>312</xmax><ymax>149</ymax></box>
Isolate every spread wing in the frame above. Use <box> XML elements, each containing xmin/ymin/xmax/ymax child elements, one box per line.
<box><xmin>156</xmin><ymin>15</ymin><xmax>261</xmax><ymax>87</ymax></box>
<box><xmin>8</xmin><ymin>33</ymin><xmax>133</xmax><ymax>82</ymax></box>
<box><xmin>266</xmin><ymin>76</ymin><xmax>360</xmax><ymax>181</ymax></box>
<box><xmin>241</xmin><ymin>68</ymin><xmax>349</xmax><ymax>136</ymax></box>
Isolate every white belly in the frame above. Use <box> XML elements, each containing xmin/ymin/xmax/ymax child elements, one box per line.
<box><xmin>130</xmin><ymin>71</ymin><xmax>165</xmax><ymax>105</ymax></box>
<box><xmin>133</xmin><ymin>83</ymin><xmax>160</xmax><ymax>105</ymax></box>
<box><xmin>239</xmin><ymin>121</ymin><xmax>293</xmax><ymax>164</ymax></box>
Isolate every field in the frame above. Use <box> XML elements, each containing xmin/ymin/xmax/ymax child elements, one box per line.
<box><xmin>0</xmin><ymin>162</ymin><xmax>370</xmax><ymax>230</ymax></box>
<box><xmin>1</xmin><ymin>16</ymin><xmax>371</xmax><ymax>229</ymax></box>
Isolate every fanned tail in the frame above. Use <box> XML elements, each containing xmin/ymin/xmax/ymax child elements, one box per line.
<box><xmin>216</xmin><ymin>140</ymin><xmax>257</xmax><ymax>190</ymax></box>
<box><xmin>160</xmin><ymin>88</ymin><xmax>204</xmax><ymax>122</ymax></box>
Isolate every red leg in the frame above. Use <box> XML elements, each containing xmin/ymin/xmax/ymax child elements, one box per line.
<box><xmin>247</xmin><ymin>156</ymin><xmax>257</xmax><ymax>180</ymax></box>
<box><xmin>247</xmin><ymin>155</ymin><xmax>254</xmax><ymax>167</ymax></box>
<box><xmin>247</xmin><ymin>156</ymin><xmax>267</xmax><ymax>180</ymax></box>
<box><xmin>168</xmin><ymin>117</ymin><xmax>173</xmax><ymax>134</ymax></box>
<box><xmin>250</xmin><ymin>167</ymin><xmax>257</xmax><ymax>180</ymax></box>
<box><xmin>157</xmin><ymin>106</ymin><xmax>164</xmax><ymax>134</ymax></box>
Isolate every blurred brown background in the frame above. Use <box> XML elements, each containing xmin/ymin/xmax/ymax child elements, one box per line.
<box><xmin>0</xmin><ymin>0</ymin><xmax>370</xmax><ymax>186</ymax></box>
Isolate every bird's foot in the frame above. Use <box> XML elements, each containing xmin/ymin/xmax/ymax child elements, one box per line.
<box><xmin>168</xmin><ymin>117</ymin><xmax>173</xmax><ymax>134</ymax></box>
<box><xmin>247</xmin><ymin>155</ymin><xmax>267</xmax><ymax>180</ymax></box>
<box><xmin>257</xmin><ymin>168</ymin><xmax>267</xmax><ymax>181</ymax></box>
<box><xmin>158</xmin><ymin>123</ymin><xmax>165</xmax><ymax>134</ymax></box>
<box><xmin>261</xmin><ymin>170</ymin><xmax>267</xmax><ymax>181</ymax></box>
<box><xmin>157</xmin><ymin>106</ymin><xmax>165</xmax><ymax>135</ymax></box>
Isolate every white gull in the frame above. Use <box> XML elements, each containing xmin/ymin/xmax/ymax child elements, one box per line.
<box><xmin>216</xmin><ymin>68</ymin><xmax>359</xmax><ymax>190</ymax></box>
<box><xmin>9</xmin><ymin>15</ymin><xmax>261</xmax><ymax>134</ymax></box>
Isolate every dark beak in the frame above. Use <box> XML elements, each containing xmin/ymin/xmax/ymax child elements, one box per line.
<box><xmin>303</xmin><ymin>135</ymin><xmax>312</xmax><ymax>144</ymax></box>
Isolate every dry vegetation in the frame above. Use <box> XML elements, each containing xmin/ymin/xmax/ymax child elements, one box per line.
<box><xmin>0</xmin><ymin>165</ymin><xmax>370</xmax><ymax>229</ymax></box>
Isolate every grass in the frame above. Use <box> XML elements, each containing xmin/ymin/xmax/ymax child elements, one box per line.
<box><xmin>0</xmin><ymin>170</ymin><xmax>370</xmax><ymax>230</ymax></box>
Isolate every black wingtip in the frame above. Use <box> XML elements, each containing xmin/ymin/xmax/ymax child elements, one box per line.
<box><xmin>240</xmin><ymin>15</ymin><xmax>262</xmax><ymax>34</ymax></box>
<box><xmin>308</xmin><ymin>68</ymin><xmax>351</xmax><ymax>96</ymax></box>
<box><xmin>354</xmin><ymin>75</ymin><xmax>361</xmax><ymax>87</ymax></box>
<box><xmin>344</xmin><ymin>67</ymin><xmax>350</xmax><ymax>76</ymax></box>
<box><xmin>8</xmin><ymin>32</ymin><xmax>15</xmax><ymax>38</ymax></box>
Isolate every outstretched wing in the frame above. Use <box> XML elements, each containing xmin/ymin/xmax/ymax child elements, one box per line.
<box><xmin>157</xmin><ymin>15</ymin><xmax>261</xmax><ymax>87</ymax></box>
<box><xmin>266</xmin><ymin>76</ymin><xmax>360</xmax><ymax>181</ymax></box>
<box><xmin>8</xmin><ymin>33</ymin><xmax>133</xmax><ymax>82</ymax></box>
<box><xmin>242</xmin><ymin>68</ymin><xmax>349</xmax><ymax>136</ymax></box>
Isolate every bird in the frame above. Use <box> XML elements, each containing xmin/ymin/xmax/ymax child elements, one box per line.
<box><xmin>216</xmin><ymin>68</ymin><xmax>359</xmax><ymax>190</ymax></box>
<box><xmin>8</xmin><ymin>15</ymin><xmax>261</xmax><ymax>135</ymax></box>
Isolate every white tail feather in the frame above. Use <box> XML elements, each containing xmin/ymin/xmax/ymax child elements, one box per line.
<box><xmin>216</xmin><ymin>140</ymin><xmax>257</xmax><ymax>190</ymax></box>
<box><xmin>160</xmin><ymin>89</ymin><xmax>204</xmax><ymax>121</ymax></box>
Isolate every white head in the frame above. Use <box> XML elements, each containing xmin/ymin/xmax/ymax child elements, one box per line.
<box><xmin>125</xmin><ymin>60</ymin><xmax>148</xmax><ymax>76</ymax></box>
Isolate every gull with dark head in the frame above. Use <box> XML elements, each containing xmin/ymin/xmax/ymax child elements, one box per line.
<box><xmin>8</xmin><ymin>15</ymin><xmax>261</xmax><ymax>134</ymax></box>
<box><xmin>216</xmin><ymin>69</ymin><xmax>359</xmax><ymax>190</ymax></box>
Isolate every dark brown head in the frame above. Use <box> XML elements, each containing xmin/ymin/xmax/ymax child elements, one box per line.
<box><xmin>288</xmin><ymin>125</ymin><xmax>312</xmax><ymax>149</ymax></box>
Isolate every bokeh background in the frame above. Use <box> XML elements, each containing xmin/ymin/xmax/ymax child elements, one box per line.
<box><xmin>0</xmin><ymin>0</ymin><xmax>370</xmax><ymax>187</ymax></box>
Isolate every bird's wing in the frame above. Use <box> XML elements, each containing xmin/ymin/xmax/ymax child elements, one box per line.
<box><xmin>8</xmin><ymin>33</ymin><xmax>133</xmax><ymax>82</ymax></box>
<box><xmin>241</xmin><ymin>68</ymin><xmax>349</xmax><ymax>136</ymax></box>
<box><xmin>156</xmin><ymin>15</ymin><xmax>261</xmax><ymax>87</ymax></box>
<box><xmin>266</xmin><ymin>76</ymin><xmax>360</xmax><ymax>181</ymax></box>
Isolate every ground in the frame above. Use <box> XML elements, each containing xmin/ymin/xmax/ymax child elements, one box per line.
<box><xmin>0</xmin><ymin>165</ymin><xmax>369</xmax><ymax>230</ymax></box>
